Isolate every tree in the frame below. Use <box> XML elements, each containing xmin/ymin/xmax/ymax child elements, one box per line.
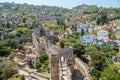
<box><xmin>96</xmin><ymin>17</ymin><xmax>101</xmax><ymax>25</ymax></box>
<box><xmin>42</xmin><ymin>60</ymin><xmax>49</xmax><ymax>72</ymax></box>
<box><xmin>91</xmin><ymin>51</ymin><xmax>107</xmax><ymax>71</ymax></box>
<box><xmin>0</xmin><ymin>45</ymin><xmax>11</xmax><ymax>56</ymax></box>
<box><xmin>96</xmin><ymin>14</ymin><xmax>109</xmax><ymax>25</ymax></box>
<box><xmin>73</xmin><ymin>43</ymin><xmax>85</xmax><ymax>58</ymax></box>
<box><xmin>109</xmin><ymin>31</ymin><xmax>116</xmax><ymax>40</ymax></box>
<box><xmin>57</xmin><ymin>19</ymin><xmax>65</xmax><ymax>26</ymax></box>
<box><xmin>99</xmin><ymin>45</ymin><xmax>116</xmax><ymax>59</ymax></box>
<box><xmin>85</xmin><ymin>45</ymin><xmax>98</xmax><ymax>55</ymax></box>
<box><xmin>101</xmin><ymin>64</ymin><xmax>120</xmax><ymax>80</ymax></box>
<box><xmin>34</xmin><ymin>60</ymin><xmax>41</xmax><ymax>69</ymax></box>
<box><xmin>0</xmin><ymin>61</ymin><xmax>5</xmax><ymax>80</ymax></box>
<box><xmin>0</xmin><ymin>26</ymin><xmax>3</xmax><ymax>31</ymax></box>
<box><xmin>7</xmin><ymin>33</ymin><xmax>16</xmax><ymax>38</ymax></box>
<box><xmin>89</xmin><ymin>15</ymin><xmax>96</xmax><ymax>21</ymax></box>
<box><xmin>39</xmin><ymin>53</ymin><xmax>48</xmax><ymax>63</ymax></box>
<box><xmin>9</xmin><ymin>54</ymin><xmax>14</xmax><ymax>60</ymax></box>
<box><xmin>18</xmin><ymin>44</ymin><xmax>24</xmax><ymax>50</ymax></box>
<box><xmin>3</xmin><ymin>39</ymin><xmax>17</xmax><ymax>49</ymax></box>
<box><xmin>16</xmin><ymin>27</ymin><xmax>32</xmax><ymax>35</ymax></box>
<box><xmin>3</xmin><ymin>62</ymin><xmax>18</xmax><ymax>79</ymax></box>
<box><xmin>20</xmin><ymin>75</ymin><xmax>25</xmax><ymax>80</ymax></box>
<box><xmin>6</xmin><ymin>22</ymin><xmax>10</xmax><ymax>28</ymax></box>
<box><xmin>59</xmin><ymin>40</ymin><xmax>65</xmax><ymax>48</ymax></box>
<box><xmin>91</xmin><ymin>51</ymin><xmax>107</xmax><ymax>79</ymax></box>
<box><xmin>23</xmin><ymin>17</ymin><xmax>27</xmax><ymax>23</ymax></box>
<box><xmin>81</xmin><ymin>28</ymin><xmax>84</xmax><ymax>36</ymax></box>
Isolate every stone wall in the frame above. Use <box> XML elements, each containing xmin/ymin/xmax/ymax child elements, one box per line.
<box><xmin>50</xmin><ymin>54</ymin><xmax>59</xmax><ymax>80</ymax></box>
<box><xmin>59</xmin><ymin>59</ymin><xmax>72</xmax><ymax>80</ymax></box>
<box><xmin>58</xmin><ymin>47</ymin><xmax>74</xmax><ymax>73</ymax></box>
<box><xmin>75</xmin><ymin>57</ymin><xmax>91</xmax><ymax>80</ymax></box>
<box><xmin>47</xmin><ymin>46</ymin><xmax>74</xmax><ymax>80</ymax></box>
<box><xmin>32</xmin><ymin>33</ymin><xmax>46</xmax><ymax>52</ymax></box>
<box><xmin>32</xmin><ymin>27</ymin><xmax>74</xmax><ymax>80</ymax></box>
<box><xmin>32</xmin><ymin>33</ymin><xmax>40</xmax><ymax>52</ymax></box>
<box><xmin>19</xmin><ymin>34</ymin><xmax>32</xmax><ymax>42</ymax></box>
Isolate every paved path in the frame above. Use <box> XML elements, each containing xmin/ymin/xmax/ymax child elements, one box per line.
<box><xmin>18</xmin><ymin>68</ymin><xmax>48</xmax><ymax>80</ymax></box>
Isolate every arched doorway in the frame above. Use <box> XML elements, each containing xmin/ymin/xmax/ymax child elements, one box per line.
<box><xmin>61</xmin><ymin>56</ymin><xmax>64</xmax><ymax>63</ymax></box>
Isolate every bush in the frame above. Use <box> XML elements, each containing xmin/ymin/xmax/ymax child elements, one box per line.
<box><xmin>3</xmin><ymin>62</ymin><xmax>18</xmax><ymax>79</ymax></box>
<box><xmin>20</xmin><ymin>75</ymin><xmax>25</xmax><ymax>80</ymax></box>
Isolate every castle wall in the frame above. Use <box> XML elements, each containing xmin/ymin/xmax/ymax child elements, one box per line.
<box><xmin>50</xmin><ymin>54</ymin><xmax>59</xmax><ymax>80</ymax></box>
<box><xmin>32</xmin><ymin>27</ymin><xmax>75</xmax><ymax>80</ymax></box>
<box><xmin>75</xmin><ymin>57</ymin><xmax>91</xmax><ymax>80</ymax></box>
<box><xmin>32</xmin><ymin>33</ymin><xmax>40</xmax><ymax>52</ymax></box>
<box><xmin>59</xmin><ymin>59</ymin><xmax>72</xmax><ymax>80</ymax></box>
<box><xmin>58</xmin><ymin>47</ymin><xmax>74</xmax><ymax>73</ymax></box>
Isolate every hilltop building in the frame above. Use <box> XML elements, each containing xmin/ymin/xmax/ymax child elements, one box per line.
<box><xmin>97</xmin><ymin>30</ymin><xmax>109</xmax><ymax>41</ymax></box>
<box><xmin>77</xmin><ymin>25</ymin><xmax>87</xmax><ymax>33</ymax></box>
<box><xmin>80</xmin><ymin>35</ymin><xmax>96</xmax><ymax>45</ymax></box>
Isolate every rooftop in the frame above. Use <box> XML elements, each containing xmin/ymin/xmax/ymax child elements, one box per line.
<box><xmin>26</xmin><ymin>53</ymin><xmax>39</xmax><ymax>58</ymax></box>
<box><xmin>98</xmin><ymin>30</ymin><xmax>108</xmax><ymax>32</ymax></box>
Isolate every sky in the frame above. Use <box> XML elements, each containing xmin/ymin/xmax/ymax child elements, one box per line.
<box><xmin>0</xmin><ymin>0</ymin><xmax>120</xmax><ymax>9</ymax></box>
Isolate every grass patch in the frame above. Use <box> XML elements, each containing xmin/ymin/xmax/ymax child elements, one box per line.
<box><xmin>40</xmin><ymin>71</ymin><xmax>49</xmax><ymax>75</ymax></box>
<box><xmin>8</xmin><ymin>77</ymin><xmax>20</xmax><ymax>80</ymax></box>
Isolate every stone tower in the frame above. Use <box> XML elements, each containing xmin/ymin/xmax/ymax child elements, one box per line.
<box><xmin>50</xmin><ymin>54</ymin><xmax>59</xmax><ymax>80</ymax></box>
<box><xmin>47</xmin><ymin>46</ymin><xmax>74</xmax><ymax>80</ymax></box>
<box><xmin>58</xmin><ymin>47</ymin><xmax>74</xmax><ymax>73</ymax></box>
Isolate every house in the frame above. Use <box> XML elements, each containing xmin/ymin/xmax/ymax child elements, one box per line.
<box><xmin>0</xmin><ymin>14</ymin><xmax>7</xmax><ymax>25</ymax></box>
<box><xmin>97</xmin><ymin>30</ymin><xmax>109</xmax><ymax>41</ymax></box>
<box><xmin>96</xmin><ymin>39</ymin><xmax>107</xmax><ymax>46</ymax></box>
<box><xmin>73</xmin><ymin>24</ymin><xmax>79</xmax><ymax>29</ymax></box>
<box><xmin>80</xmin><ymin>35</ymin><xmax>95</xmax><ymax>45</ymax></box>
<box><xmin>116</xmin><ymin>26</ymin><xmax>120</xmax><ymax>31</ymax></box>
<box><xmin>101</xmin><ymin>25</ymin><xmax>108</xmax><ymax>30</ymax></box>
<box><xmin>113</xmin><ymin>26</ymin><xmax>120</xmax><ymax>31</ymax></box>
<box><xmin>90</xmin><ymin>38</ymin><xmax>107</xmax><ymax>46</ymax></box>
<box><xmin>94</xmin><ymin>26</ymin><xmax>102</xmax><ymax>31</ymax></box>
<box><xmin>25</xmin><ymin>53</ymin><xmax>39</xmax><ymax>67</ymax></box>
<box><xmin>107</xmin><ymin>40</ymin><xmax>116</xmax><ymax>48</ymax></box>
<box><xmin>77</xmin><ymin>25</ymin><xmax>87</xmax><ymax>33</ymax></box>
<box><xmin>107</xmin><ymin>40</ymin><xmax>120</xmax><ymax>48</ymax></box>
<box><xmin>0</xmin><ymin>14</ymin><xmax>6</xmax><ymax>21</ymax></box>
<box><xmin>88</xmin><ymin>26</ymin><xmax>94</xmax><ymax>33</ymax></box>
<box><xmin>115</xmin><ymin>40</ymin><xmax>120</xmax><ymax>47</ymax></box>
<box><xmin>17</xmin><ymin>22</ymin><xmax>25</xmax><ymax>27</ymax></box>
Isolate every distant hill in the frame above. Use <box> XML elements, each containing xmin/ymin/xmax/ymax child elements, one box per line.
<box><xmin>0</xmin><ymin>2</ymin><xmax>69</xmax><ymax>16</ymax></box>
<box><xmin>0</xmin><ymin>2</ymin><xmax>120</xmax><ymax>22</ymax></box>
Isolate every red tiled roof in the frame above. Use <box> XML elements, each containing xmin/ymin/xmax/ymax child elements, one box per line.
<box><xmin>26</xmin><ymin>53</ymin><xmax>39</xmax><ymax>58</ymax></box>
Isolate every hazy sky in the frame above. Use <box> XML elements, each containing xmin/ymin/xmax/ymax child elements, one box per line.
<box><xmin>0</xmin><ymin>0</ymin><xmax>120</xmax><ymax>9</ymax></box>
